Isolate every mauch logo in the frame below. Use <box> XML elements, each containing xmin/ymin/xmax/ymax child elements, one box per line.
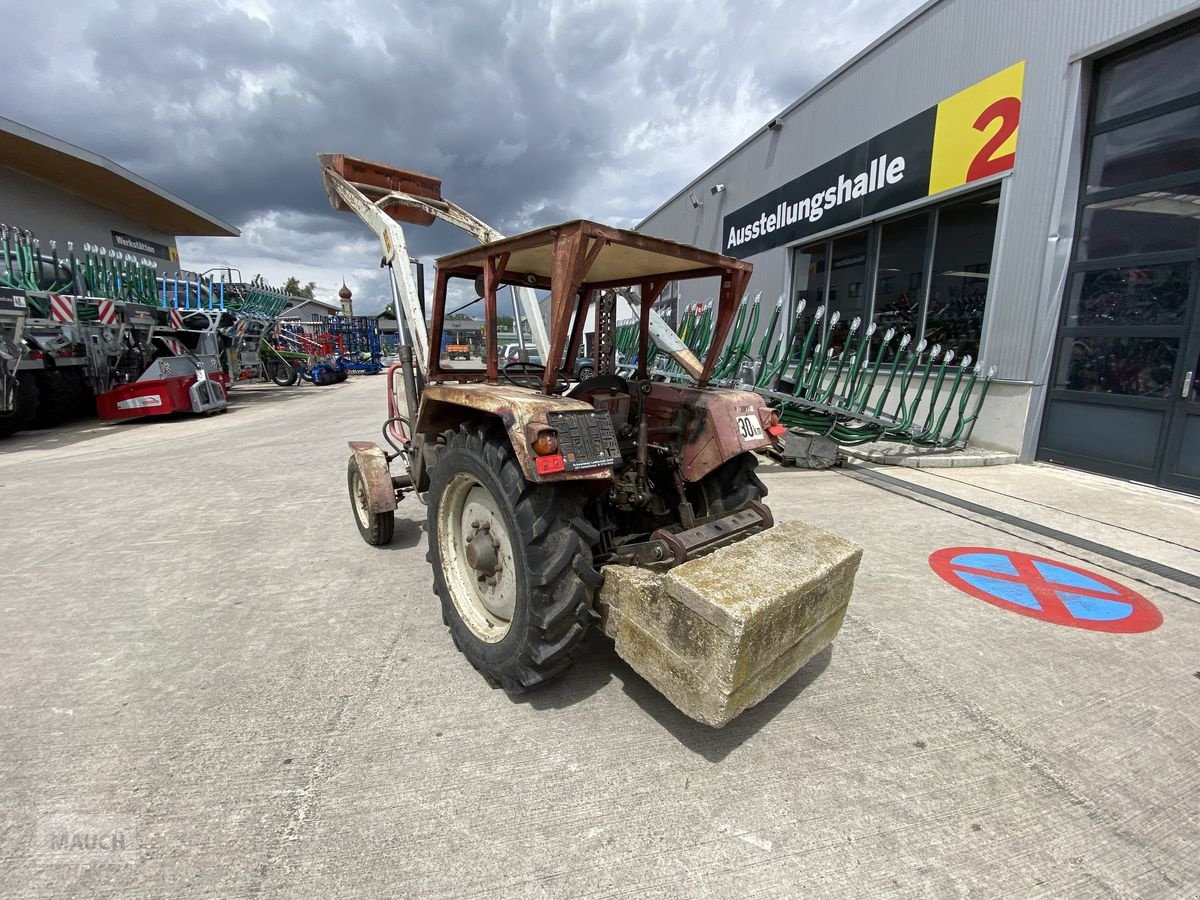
<box><xmin>36</xmin><ymin>814</ymin><xmax>137</xmax><ymax>865</ymax></box>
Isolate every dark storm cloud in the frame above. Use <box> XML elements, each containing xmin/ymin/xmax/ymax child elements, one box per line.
<box><xmin>2</xmin><ymin>0</ymin><xmax>923</xmax><ymax>312</ymax></box>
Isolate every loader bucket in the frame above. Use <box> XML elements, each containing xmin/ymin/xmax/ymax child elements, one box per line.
<box><xmin>318</xmin><ymin>153</ymin><xmax>444</xmax><ymax>226</ymax></box>
<box><xmin>597</xmin><ymin>520</ymin><xmax>862</xmax><ymax>727</ymax></box>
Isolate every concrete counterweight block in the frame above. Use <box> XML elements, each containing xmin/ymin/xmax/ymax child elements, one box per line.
<box><xmin>598</xmin><ymin>520</ymin><xmax>862</xmax><ymax>727</ymax></box>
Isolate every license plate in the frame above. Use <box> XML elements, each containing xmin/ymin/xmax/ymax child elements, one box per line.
<box><xmin>735</xmin><ymin>414</ymin><xmax>764</xmax><ymax>444</ymax></box>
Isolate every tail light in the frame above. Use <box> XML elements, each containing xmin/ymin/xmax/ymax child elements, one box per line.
<box><xmin>531</xmin><ymin>429</ymin><xmax>559</xmax><ymax>456</ymax></box>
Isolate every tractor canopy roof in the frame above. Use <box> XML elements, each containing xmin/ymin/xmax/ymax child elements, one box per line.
<box><xmin>434</xmin><ymin>219</ymin><xmax>751</xmax><ymax>290</ymax></box>
<box><xmin>430</xmin><ymin>219</ymin><xmax>753</xmax><ymax>392</ymax></box>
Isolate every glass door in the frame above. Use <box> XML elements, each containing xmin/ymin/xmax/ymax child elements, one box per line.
<box><xmin>1161</xmin><ymin>310</ymin><xmax>1200</xmax><ymax>492</ymax></box>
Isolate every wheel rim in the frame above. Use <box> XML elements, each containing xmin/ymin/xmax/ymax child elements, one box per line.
<box><xmin>350</xmin><ymin>467</ymin><xmax>372</xmax><ymax>529</ymax></box>
<box><xmin>436</xmin><ymin>472</ymin><xmax>517</xmax><ymax>643</ymax></box>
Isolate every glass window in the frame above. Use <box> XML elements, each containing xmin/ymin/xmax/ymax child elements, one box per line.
<box><xmin>1077</xmin><ymin>184</ymin><xmax>1200</xmax><ymax>260</ymax></box>
<box><xmin>873</xmin><ymin>214</ymin><xmax>928</xmax><ymax>343</ymax></box>
<box><xmin>1053</xmin><ymin>335</ymin><xmax>1179</xmax><ymax>397</ymax></box>
<box><xmin>925</xmin><ymin>192</ymin><xmax>999</xmax><ymax>361</ymax></box>
<box><xmin>1065</xmin><ymin>263</ymin><xmax>1192</xmax><ymax>326</ymax></box>
<box><xmin>790</xmin><ymin>242</ymin><xmax>827</xmax><ymax>360</ymax></box>
<box><xmin>1086</xmin><ymin>106</ymin><xmax>1200</xmax><ymax>193</ymax></box>
<box><xmin>438</xmin><ymin>276</ymin><xmax>489</xmax><ymax>371</ymax></box>
<box><xmin>792</xmin><ymin>243</ymin><xmax>827</xmax><ymax>309</ymax></box>
<box><xmin>1093</xmin><ymin>28</ymin><xmax>1200</xmax><ymax>124</ymax></box>
<box><xmin>827</xmin><ymin>231</ymin><xmax>869</xmax><ymax>354</ymax></box>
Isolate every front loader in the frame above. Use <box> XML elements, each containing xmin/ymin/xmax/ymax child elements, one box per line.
<box><xmin>324</xmin><ymin>156</ymin><xmax>861</xmax><ymax>727</ymax></box>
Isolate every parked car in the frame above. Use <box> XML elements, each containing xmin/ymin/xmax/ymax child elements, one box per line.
<box><xmin>502</xmin><ymin>348</ymin><xmax>613</xmax><ymax>380</ymax></box>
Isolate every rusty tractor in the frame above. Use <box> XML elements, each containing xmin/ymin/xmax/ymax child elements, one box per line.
<box><xmin>324</xmin><ymin>156</ymin><xmax>861</xmax><ymax>726</ymax></box>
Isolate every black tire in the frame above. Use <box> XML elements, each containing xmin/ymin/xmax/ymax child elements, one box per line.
<box><xmin>347</xmin><ymin>457</ymin><xmax>395</xmax><ymax>546</ymax></box>
<box><xmin>270</xmin><ymin>360</ymin><xmax>298</xmax><ymax>387</ymax></box>
<box><xmin>66</xmin><ymin>369</ymin><xmax>96</xmax><ymax>418</ymax></box>
<box><xmin>0</xmin><ymin>373</ymin><xmax>39</xmax><ymax>437</ymax></box>
<box><xmin>426</xmin><ymin>424</ymin><xmax>602</xmax><ymax>692</ymax></box>
<box><xmin>689</xmin><ymin>451</ymin><xmax>768</xmax><ymax>521</ymax></box>
<box><xmin>31</xmin><ymin>370</ymin><xmax>75</xmax><ymax>428</ymax></box>
<box><xmin>576</xmin><ymin>365</ymin><xmax>594</xmax><ymax>381</ymax></box>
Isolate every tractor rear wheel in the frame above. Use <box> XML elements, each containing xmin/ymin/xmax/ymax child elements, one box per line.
<box><xmin>427</xmin><ymin>424</ymin><xmax>602</xmax><ymax>692</ymax></box>
<box><xmin>689</xmin><ymin>451</ymin><xmax>768</xmax><ymax>521</ymax></box>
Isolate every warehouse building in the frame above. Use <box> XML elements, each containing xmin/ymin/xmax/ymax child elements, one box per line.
<box><xmin>0</xmin><ymin>116</ymin><xmax>237</xmax><ymax>271</ymax></box>
<box><xmin>639</xmin><ymin>0</ymin><xmax>1200</xmax><ymax>495</ymax></box>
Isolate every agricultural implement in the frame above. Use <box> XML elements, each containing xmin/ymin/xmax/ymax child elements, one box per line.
<box><xmin>323</xmin><ymin>155</ymin><xmax>861</xmax><ymax>727</ymax></box>
<box><xmin>615</xmin><ymin>292</ymin><xmax>996</xmax><ymax>462</ymax></box>
<box><xmin>0</xmin><ymin>224</ymin><xmax>327</xmax><ymax>434</ymax></box>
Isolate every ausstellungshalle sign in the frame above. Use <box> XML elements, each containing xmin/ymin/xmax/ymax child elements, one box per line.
<box><xmin>722</xmin><ymin>61</ymin><xmax>1025</xmax><ymax>258</ymax></box>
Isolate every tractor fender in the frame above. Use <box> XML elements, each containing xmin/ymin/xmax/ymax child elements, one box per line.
<box><xmin>348</xmin><ymin>441</ymin><xmax>398</xmax><ymax>514</ymax></box>
<box><xmin>643</xmin><ymin>382</ymin><xmax>777</xmax><ymax>482</ymax></box>
<box><xmin>415</xmin><ymin>384</ymin><xmax>614</xmax><ymax>485</ymax></box>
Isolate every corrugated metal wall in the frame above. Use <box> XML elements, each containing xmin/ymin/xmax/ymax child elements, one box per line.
<box><xmin>638</xmin><ymin>0</ymin><xmax>1199</xmax><ymax>452</ymax></box>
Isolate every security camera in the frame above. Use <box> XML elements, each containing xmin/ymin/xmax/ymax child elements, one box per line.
<box><xmin>710</xmin><ymin>184</ymin><xmax>725</xmax><ymax>195</ymax></box>
<box><xmin>688</xmin><ymin>192</ymin><xmax>703</xmax><ymax>209</ymax></box>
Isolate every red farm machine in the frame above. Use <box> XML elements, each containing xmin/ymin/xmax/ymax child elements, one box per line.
<box><xmin>0</xmin><ymin>224</ymin><xmax>312</xmax><ymax>435</ymax></box>
<box><xmin>321</xmin><ymin>155</ymin><xmax>863</xmax><ymax>727</ymax></box>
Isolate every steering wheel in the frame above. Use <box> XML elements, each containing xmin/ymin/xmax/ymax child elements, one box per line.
<box><xmin>566</xmin><ymin>374</ymin><xmax>630</xmax><ymax>403</ymax></box>
<box><xmin>502</xmin><ymin>361</ymin><xmax>569</xmax><ymax>393</ymax></box>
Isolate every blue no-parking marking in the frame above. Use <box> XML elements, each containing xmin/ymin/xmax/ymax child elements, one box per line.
<box><xmin>929</xmin><ymin>547</ymin><xmax>1162</xmax><ymax>633</ymax></box>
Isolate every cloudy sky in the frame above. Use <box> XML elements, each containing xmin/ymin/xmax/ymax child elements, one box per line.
<box><xmin>4</xmin><ymin>0</ymin><xmax>923</xmax><ymax>314</ymax></box>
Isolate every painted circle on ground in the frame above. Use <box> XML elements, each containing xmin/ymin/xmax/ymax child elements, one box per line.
<box><xmin>928</xmin><ymin>547</ymin><xmax>1162</xmax><ymax>633</ymax></box>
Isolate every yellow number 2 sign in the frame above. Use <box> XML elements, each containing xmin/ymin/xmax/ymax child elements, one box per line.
<box><xmin>929</xmin><ymin>61</ymin><xmax>1025</xmax><ymax>196</ymax></box>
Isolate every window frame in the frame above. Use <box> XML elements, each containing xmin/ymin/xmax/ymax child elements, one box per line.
<box><xmin>790</xmin><ymin>187</ymin><xmax>999</xmax><ymax>357</ymax></box>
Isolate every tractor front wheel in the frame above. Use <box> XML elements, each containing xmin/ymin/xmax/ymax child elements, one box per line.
<box><xmin>347</xmin><ymin>457</ymin><xmax>395</xmax><ymax>546</ymax></box>
<box><xmin>427</xmin><ymin>424</ymin><xmax>601</xmax><ymax>692</ymax></box>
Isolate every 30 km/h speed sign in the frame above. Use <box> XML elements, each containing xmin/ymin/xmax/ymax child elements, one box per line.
<box><xmin>929</xmin><ymin>547</ymin><xmax>1162</xmax><ymax>634</ymax></box>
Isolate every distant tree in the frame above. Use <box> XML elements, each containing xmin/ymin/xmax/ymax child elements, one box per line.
<box><xmin>377</xmin><ymin>307</ymin><xmax>397</xmax><ymax>320</ymax></box>
<box><xmin>497</xmin><ymin>315</ymin><xmax>514</xmax><ymax>330</ymax></box>
<box><xmin>283</xmin><ymin>276</ymin><xmax>316</xmax><ymax>299</ymax></box>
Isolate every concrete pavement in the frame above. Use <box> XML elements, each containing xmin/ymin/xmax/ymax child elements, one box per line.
<box><xmin>1</xmin><ymin>376</ymin><xmax>1197</xmax><ymax>897</ymax></box>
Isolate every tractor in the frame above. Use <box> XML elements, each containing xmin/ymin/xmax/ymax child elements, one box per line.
<box><xmin>324</xmin><ymin>156</ymin><xmax>860</xmax><ymax>726</ymax></box>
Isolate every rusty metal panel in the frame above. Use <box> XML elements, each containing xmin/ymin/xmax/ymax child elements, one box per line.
<box><xmin>415</xmin><ymin>384</ymin><xmax>614</xmax><ymax>485</ymax></box>
<box><xmin>643</xmin><ymin>383</ymin><xmax>774</xmax><ymax>481</ymax></box>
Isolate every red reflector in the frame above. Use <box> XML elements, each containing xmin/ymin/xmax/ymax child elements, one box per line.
<box><xmin>535</xmin><ymin>454</ymin><xmax>566</xmax><ymax>475</ymax></box>
<box><xmin>767</xmin><ymin>424</ymin><xmax>787</xmax><ymax>437</ymax></box>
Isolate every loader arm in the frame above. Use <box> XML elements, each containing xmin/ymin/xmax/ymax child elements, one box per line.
<box><xmin>319</xmin><ymin>158</ymin><xmax>548</xmax><ymax>371</ymax></box>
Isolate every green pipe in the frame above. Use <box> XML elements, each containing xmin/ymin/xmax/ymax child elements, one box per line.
<box><xmin>919</xmin><ymin>350</ymin><xmax>955</xmax><ymax>437</ymax></box>
<box><xmin>895</xmin><ymin>342</ymin><xmax>940</xmax><ymax>432</ymax></box>
<box><xmin>927</xmin><ymin>354</ymin><xmax>972</xmax><ymax>441</ymax></box>
<box><xmin>841</xmin><ymin>321</ymin><xmax>876</xmax><ymax>407</ymax></box>
<box><xmin>803</xmin><ymin>310</ymin><xmax>837</xmax><ymax>395</ymax></box>
<box><xmin>874</xmin><ymin>335</ymin><xmax>915</xmax><ymax>417</ymax></box>
<box><xmin>818</xmin><ymin>315</ymin><xmax>858</xmax><ymax>404</ymax></box>
<box><xmin>791</xmin><ymin>305</ymin><xmax>824</xmax><ymax>397</ymax></box>
<box><xmin>852</xmin><ymin>327</ymin><xmax>894</xmax><ymax>413</ymax></box>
